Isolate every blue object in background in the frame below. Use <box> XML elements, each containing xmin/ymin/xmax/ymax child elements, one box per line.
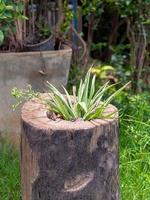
<box><xmin>72</xmin><ymin>0</ymin><xmax>78</xmax><ymax>48</ymax></box>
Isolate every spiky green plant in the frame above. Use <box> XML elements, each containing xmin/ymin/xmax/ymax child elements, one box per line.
<box><xmin>12</xmin><ymin>70</ymin><xmax>129</xmax><ymax>121</ymax></box>
<box><xmin>46</xmin><ymin>70</ymin><xmax>130</xmax><ymax>121</ymax></box>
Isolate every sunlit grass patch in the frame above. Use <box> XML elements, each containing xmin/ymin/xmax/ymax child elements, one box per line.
<box><xmin>0</xmin><ymin>136</ymin><xmax>21</xmax><ymax>200</ymax></box>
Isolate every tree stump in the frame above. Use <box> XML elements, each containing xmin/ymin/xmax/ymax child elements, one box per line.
<box><xmin>21</xmin><ymin>96</ymin><xmax>119</xmax><ymax>200</ymax></box>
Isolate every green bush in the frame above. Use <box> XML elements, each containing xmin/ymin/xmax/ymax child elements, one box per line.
<box><xmin>0</xmin><ymin>0</ymin><xmax>26</xmax><ymax>43</ymax></box>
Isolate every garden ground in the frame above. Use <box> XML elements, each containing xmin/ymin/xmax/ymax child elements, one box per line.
<box><xmin>0</xmin><ymin>90</ymin><xmax>150</xmax><ymax>200</ymax></box>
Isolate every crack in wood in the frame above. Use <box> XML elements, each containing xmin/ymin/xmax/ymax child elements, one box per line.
<box><xmin>63</xmin><ymin>172</ymin><xmax>94</xmax><ymax>193</ymax></box>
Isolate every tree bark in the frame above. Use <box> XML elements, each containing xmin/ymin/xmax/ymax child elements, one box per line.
<box><xmin>21</xmin><ymin>95</ymin><xmax>119</xmax><ymax>200</ymax></box>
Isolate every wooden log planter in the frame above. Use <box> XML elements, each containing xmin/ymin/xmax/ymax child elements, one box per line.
<box><xmin>21</xmin><ymin>95</ymin><xmax>119</xmax><ymax>200</ymax></box>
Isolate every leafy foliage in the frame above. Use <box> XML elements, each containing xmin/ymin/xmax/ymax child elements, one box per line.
<box><xmin>60</xmin><ymin>0</ymin><xmax>73</xmax><ymax>33</ymax></box>
<box><xmin>91</xmin><ymin>65</ymin><xmax>115</xmax><ymax>79</ymax></box>
<box><xmin>11</xmin><ymin>85</ymin><xmax>39</xmax><ymax>110</ymax></box>
<box><xmin>80</xmin><ymin>0</ymin><xmax>103</xmax><ymax>15</ymax></box>
<box><xmin>0</xmin><ymin>0</ymin><xmax>27</xmax><ymax>42</ymax></box>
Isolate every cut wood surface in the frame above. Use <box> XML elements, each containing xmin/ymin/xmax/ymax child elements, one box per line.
<box><xmin>21</xmin><ymin>95</ymin><xmax>119</xmax><ymax>200</ymax></box>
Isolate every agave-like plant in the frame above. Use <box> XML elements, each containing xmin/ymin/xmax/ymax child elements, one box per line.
<box><xmin>11</xmin><ymin>69</ymin><xmax>129</xmax><ymax>121</ymax></box>
<box><xmin>46</xmin><ymin>70</ymin><xmax>130</xmax><ymax>121</ymax></box>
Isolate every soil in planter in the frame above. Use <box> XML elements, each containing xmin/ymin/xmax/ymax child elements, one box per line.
<box><xmin>46</xmin><ymin>111</ymin><xmax>84</xmax><ymax>122</ymax></box>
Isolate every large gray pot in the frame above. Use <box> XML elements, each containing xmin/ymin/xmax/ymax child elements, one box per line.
<box><xmin>0</xmin><ymin>46</ymin><xmax>72</xmax><ymax>145</ymax></box>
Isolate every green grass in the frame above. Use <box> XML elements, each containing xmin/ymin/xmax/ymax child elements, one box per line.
<box><xmin>118</xmin><ymin>92</ymin><xmax>150</xmax><ymax>200</ymax></box>
<box><xmin>0</xmin><ymin>137</ymin><xmax>21</xmax><ymax>200</ymax></box>
<box><xmin>0</xmin><ymin>92</ymin><xmax>149</xmax><ymax>200</ymax></box>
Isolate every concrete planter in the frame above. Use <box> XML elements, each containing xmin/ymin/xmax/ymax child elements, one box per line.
<box><xmin>0</xmin><ymin>46</ymin><xmax>72</xmax><ymax>145</ymax></box>
<box><xmin>21</xmin><ymin>95</ymin><xmax>119</xmax><ymax>200</ymax></box>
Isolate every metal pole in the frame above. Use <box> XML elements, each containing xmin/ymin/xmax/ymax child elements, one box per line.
<box><xmin>72</xmin><ymin>0</ymin><xmax>78</xmax><ymax>48</ymax></box>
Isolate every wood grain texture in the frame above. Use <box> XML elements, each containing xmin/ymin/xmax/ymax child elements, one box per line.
<box><xmin>21</xmin><ymin>95</ymin><xmax>119</xmax><ymax>200</ymax></box>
